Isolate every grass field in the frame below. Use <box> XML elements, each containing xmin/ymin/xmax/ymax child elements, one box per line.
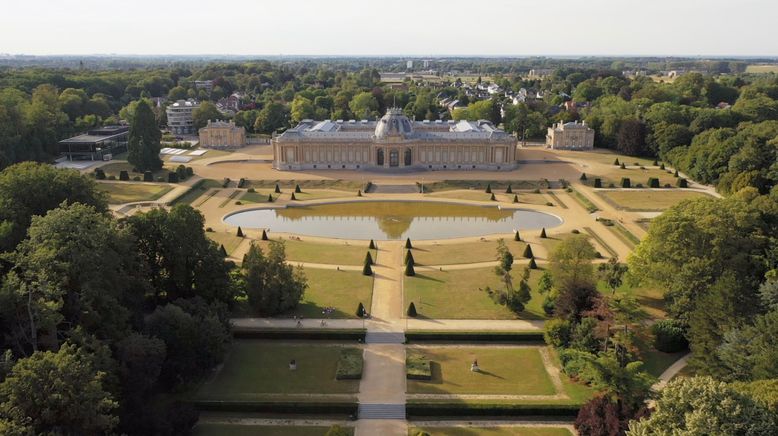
<box><xmin>290</xmin><ymin>268</ymin><xmax>374</xmax><ymax>319</ymax></box>
<box><xmin>596</xmin><ymin>190</ymin><xmax>711</xmax><ymax>211</ymax></box>
<box><xmin>590</xmin><ymin>167</ymin><xmax>678</xmax><ymax>188</ymax></box>
<box><xmin>170</xmin><ymin>179</ymin><xmax>221</xmax><ymax>205</ymax></box>
<box><xmin>746</xmin><ymin>64</ymin><xmax>778</xmax><ymax>74</ymax></box>
<box><xmin>240</xmin><ymin>190</ymin><xmax>274</xmax><ymax>203</ymax></box>
<box><xmin>97</xmin><ymin>182</ymin><xmax>173</xmax><ymax>204</ymax></box>
<box><xmin>408</xmin><ymin>427</ymin><xmax>572</xmax><ymax>436</ymax></box>
<box><xmin>404</xmin><ymin>267</ymin><xmax>546</xmax><ymax>320</ymax></box>
<box><xmin>247</xmin><ymin>179</ymin><xmax>366</xmax><ymax>191</ymax></box>
<box><xmin>428</xmin><ymin>190</ymin><xmax>549</xmax><ymax>206</ymax></box>
<box><xmin>412</xmin><ymin>239</ymin><xmax>526</xmax><ymax>265</ymax></box>
<box><xmin>98</xmin><ymin>162</ymin><xmax>173</xmax><ymax>180</ymax></box>
<box><xmin>194</xmin><ymin>424</ymin><xmax>352</xmax><ymax>436</ymax></box>
<box><xmin>206</xmin><ymin>231</ymin><xmax>244</xmax><ymax>255</ymax></box>
<box><xmin>406</xmin><ymin>347</ymin><xmax>556</xmax><ymax>395</ymax></box>
<box><xmin>254</xmin><ymin>239</ymin><xmax>377</xmax><ymax>265</ymax></box>
<box><xmin>569</xmin><ymin>190</ymin><xmax>599</xmax><ymax>213</ymax></box>
<box><xmin>597</xmin><ymin>280</ymin><xmax>667</xmax><ymax>319</ymax></box>
<box><xmin>196</xmin><ymin>341</ymin><xmax>360</xmax><ymax>400</ymax></box>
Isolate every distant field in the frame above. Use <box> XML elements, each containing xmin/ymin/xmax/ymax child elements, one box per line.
<box><xmin>746</xmin><ymin>64</ymin><xmax>778</xmax><ymax>74</ymax></box>
<box><xmin>597</xmin><ymin>190</ymin><xmax>711</xmax><ymax>211</ymax></box>
<box><xmin>97</xmin><ymin>182</ymin><xmax>172</xmax><ymax>204</ymax></box>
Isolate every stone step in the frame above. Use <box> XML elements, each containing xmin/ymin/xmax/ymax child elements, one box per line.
<box><xmin>358</xmin><ymin>403</ymin><xmax>406</xmax><ymax>420</ymax></box>
<box><xmin>365</xmin><ymin>332</ymin><xmax>406</xmax><ymax>344</ymax></box>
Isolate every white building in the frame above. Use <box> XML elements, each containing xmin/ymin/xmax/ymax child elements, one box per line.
<box><xmin>546</xmin><ymin>121</ymin><xmax>595</xmax><ymax>150</ymax></box>
<box><xmin>166</xmin><ymin>99</ymin><xmax>200</xmax><ymax>135</ymax></box>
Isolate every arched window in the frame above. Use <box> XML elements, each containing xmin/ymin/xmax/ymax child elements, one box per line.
<box><xmin>376</xmin><ymin>148</ymin><xmax>384</xmax><ymax>166</ymax></box>
<box><xmin>404</xmin><ymin>148</ymin><xmax>412</xmax><ymax>166</ymax></box>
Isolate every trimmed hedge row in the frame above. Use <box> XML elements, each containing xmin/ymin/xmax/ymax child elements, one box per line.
<box><xmin>406</xmin><ymin>402</ymin><xmax>580</xmax><ymax>418</ymax></box>
<box><xmin>193</xmin><ymin>400</ymin><xmax>358</xmax><ymax>415</ymax></box>
<box><xmin>405</xmin><ymin>330</ymin><xmax>544</xmax><ymax>343</ymax></box>
<box><xmin>232</xmin><ymin>328</ymin><xmax>366</xmax><ymax>341</ymax></box>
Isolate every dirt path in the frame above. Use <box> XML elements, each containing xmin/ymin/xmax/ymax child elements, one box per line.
<box><xmin>653</xmin><ymin>352</ymin><xmax>691</xmax><ymax>391</ymax></box>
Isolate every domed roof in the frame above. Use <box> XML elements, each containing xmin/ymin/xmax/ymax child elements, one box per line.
<box><xmin>375</xmin><ymin>108</ymin><xmax>413</xmax><ymax>139</ymax></box>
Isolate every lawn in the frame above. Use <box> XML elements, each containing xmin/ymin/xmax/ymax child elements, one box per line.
<box><xmin>289</xmin><ymin>268</ymin><xmax>374</xmax><ymax>319</ymax></box>
<box><xmin>287</xmin><ymin>189</ymin><xmax>357</xmax><ymax>201</ymax></box>
<box><xmin>196</xmin><ymin>341</ymin><xmax>360</xmax><ymax>400</ymax></box>
<box><xmin>97</xmin><ymin>182</ymin><xmax>173</xmax><ymax>204</ymax></box>
<box><xmin>206</xmin><ymin>231</ymin><xmax>244</xmax><ymax>255</ymax></box>
<box><xmin>240</xmin><ymin>190</ymin><xmax>274</xmax><ymax>204</ymax></box>
<box><xmin>406</xmin><ymin>347</ymin><xmax>556</xmax><ymax>395</ymax></box>
<box><xmin>98</xmin><ymin>162</ymin><xmax>172</xmax><ymax>180</ymax></box>
<box><xmin>412</xmin><ymin>239</ymin><xmax>526</xmax><ymax>265</ymax></box>
<box><xmin>170</xmin><ymin>179</ymin><xmax>222</xmax><ymax>205</ymax></box>
<box><xmin>596</xmin><ymin>280</ymin><xmax>667</xmax><ymax>319</ymax></box>
<box><xmin>589</xmin><ymin>167</ymin><xmax>679</xmax><ymax>189</ymax></box>
<box><xmin>404</xmin><ymin>268</ymin><xmax>546</xmax><ymax>320</ymax></box>
<box><xmin>409</xmin><ymin>427</ymin><xmax>572</xmax><ymax>436</ymax></box>
<box><xmin>247</xmin><ymin>179</ymin><xmax>366</xmax><ymax>191</ymax></box>
<box><xmin>596</xmin><ymin>190</ymin><xmax>711</xmax><ymax>211</ymax></box>
<box><xmin>194</xmin><ymin>424</ymin><xmax>352</xmax><ymax>436</ymax></box>
<box><xmin>254</xmin><ymin>239</ymin><xmax>377</xmax><ymax>265</ymax></box>
<box><xmin>746</xmin><ymin>64</ymin><xmax>778</xmax><ymax>74</ymax></box>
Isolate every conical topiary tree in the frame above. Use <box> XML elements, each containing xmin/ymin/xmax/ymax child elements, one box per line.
<box><xmin>295</xmin><ymin>184</ymin><xmax>301</xmax><ymax>193</ymax></box>
<box><xmin>523</xmin><ymin>244</ymin><xmax>533</xmax><ymax>258</ymax></box>
<box><xmin>614</xmin><ymin>158</ymin><xmax>620</xmax><ymax>166</ymax></box>
<box><xmin>219</xmin><ymin>244</ymin><xmax>228</xmax><ymax>256</ymax></box>
<box><xmin>357</xmin><ymin>189</ymin><xmax>362</xmax><ymax>197</ymax></box>
<box><xmin>405</xmin><ymin>238</ymin><xmax>413</xmax><ymax>249</ymax></box>
<box><xmin>485</xmin><ymin>183</ymin><xmax>492</xmax><ymax>194</ymax></box>
<box><xmin>506</xmin><ymin>184</ymin><xmax>513</xmax><ymax>194</ymax></box>
<box><xmin>369</xmin><ymin>239</ymin><xmax>376</xmax><ymax>250</ymax></box>
<box><xmin>513</xmin><ymin>194</ymin><xmax>519</xmax><ymax>203</ymax></box>
<box><xmin>407</xmin><ymin>302</ymin><xmax>417</xmax><ymax>317</ymax></box>
<box><xmin>540</xmin><ymin>228</ymin><xmax>547</xmax><ymax>238</ymax></box>
<box><xmin>673</xmin><ymin>169</ymin><xmax>679</xmax><ymax>177</ymax></box>
<box><xmin>363</xmin><ymin>260</ymin><xmax>373</xmax><ymax>276</ymax></box>
<box><xmin>528</xmin><ymin>257</ymin><xmax>538</xmax><ymax>269</ymax></box>
<box><xmin>593</xmin><ymin>178</ymin><xmax>602</xmax><ymax>188</ymax></box>
<box><xmin>660</xmin><ymin>163</ymin><xmax>665</xmax><ymax>170</ymax></box>
<box><xmin>237</xmin><ymin>226</ymin><xmax>244</xmax><ymax>237</ymax></box>
<box><xmin>405</xmin><ymin>261</ymin><xmax>415</xmax><ymax>276</ymax></box>
<box><xmin>514</xmin><ymin>231</ymin><xmax>521</xmax><ymax>241</ymax></box>
<box><xmin>652</xmin><ymin>160</ymin><xmax>659</xmax><ymax>166</ymax></box>
<box><xmin>290</xmin><ymin>192</ymin><xmax>297</xmax><ymax>200</ymax></box>
<box><xmin>275</xmin><ymin>183</ymin><xmax>281</xmax><ymax>193</ymax></box>
<box><xmin>364</xmin><ymin>251</ymin><xmax>374</xmax><ymax>266</ymax></box>
<box><xmin>267</xmin><ymin>194</ymin><xmax>274</xmax><ymax>202</ymax></box>
<box><xmin>620</xmin><ymin>162</ymin><xmax>626</xmax><ymax>169</ymax></box>
<box><xmin>405</xmin><ymin>250</ymin><xmax>415</xmax><ymax>266</ymax></box>
<box><xmin>490</xmin><ymin>193</ymin><xmax>496</xmax><ymax>201</ymax></box>
<box><xmin>261</xmin><ymin>229</ymin><xmax>269</xmax><ymax>241</ymax></box>
<box><xmin>356</xmin><ymin>302</ymin><xmax>366</xmax><ymax>318</ymax></box>
<box><xmin>677</xmin><ymin>178</ymin><xmax>688</xmax><ymax>188</ymax></box>
<box><xmin>580</xmin><ymin>173</ymin><xmax>587</xmax><ymax>181</ymax></box>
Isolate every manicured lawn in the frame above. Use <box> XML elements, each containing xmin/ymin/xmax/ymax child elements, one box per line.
<box><xmin>240</xmin><ymin>190</ymin><xmax>275</xmax><ymax>203</ymax></box>
<box><xmin>597</xmin><ymin>280</ymin><xmax>667</xmax><ymax>319</ymax></box>
<box><xmin>405</xmin><ymin>268</ymin><xmax>547</xmax><ymax>320</ymax></box>
<box><xmin>590</xmin><ymin>167</ymin><xmax>679</xmax><ymax>189</ymax></box>
<box><xmin>596</xmin><ymin>190</ymin><xmax>711</xmax><ymax>211</ymax></box>
<box><xmin>170</xmin><ymin>179</ymin><xmax>222</xmax><ymax>205</ymax></box>
<box><xmin>247</xmin><ymin>179</ymin><xmax>365</xmax><ymax>191</ymax></box>
<box><xmin>407</xmin><ymin>347</ymin><xmax>556</xmax><ymax>395</ymax></box>
<box><xmin>254</xmin><ymin>239</ymin><xmax>377</xmax><ymax>265</ymax></box>
<box><xmin>194</xmin><ymin>424</ymin><xmax>352</xmax><ymax>436</ymax></box>
<box><xmin>206</xmin><ymin>231</ymin><xmax>244</xmax><ymax>255</ymax></box>
<box><xmin>97</xmin><ymin>182</ymin><xmax>173</xmax><ymax>204</ymax></box>
<box><xmin>428</xmin><ymin>190</ymin><xmax>498</xmax><ymax>202</ymax></box>
<box><xmin>196</xmin><ymin>341</ymin><xmax>360</xmax><ymax>400</ymax></box>
<box><xmin>289</xmin><ymin>269</ymin><xmax>374</xmax><ymax>319</ymax></box>
<box><xmin>412</xmin><ymin>239</ymin><xmax>526</xmax><ymax>265</ymax></box>
<box><xmin>287</xmin><ymin>189</ymin><xmax>358</xmax><ymax>201</ymax></box>
<box><xmin>409</xmin><ymin>427</ymin><xmax>572</xmax><ymax>436</ymax></box>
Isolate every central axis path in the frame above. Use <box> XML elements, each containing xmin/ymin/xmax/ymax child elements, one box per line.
<box><xmin>356</xmin><ymin>241</ymin><xmax>408</xmax><ymax>436</ymax></box>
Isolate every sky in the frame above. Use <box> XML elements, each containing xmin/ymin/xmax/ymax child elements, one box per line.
<box><xmin>1</xmin><ymin>0</ymin><xmax>777</xmax><ymax>57</ymax></box>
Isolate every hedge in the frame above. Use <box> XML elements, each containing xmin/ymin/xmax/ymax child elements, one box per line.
<box><xmin>231</xmin><ymin>328</ymin><xmax>366</xmax><ymax>341</ymax></box>
<box><xmin>405</xmin><ymin>402</ymin><xmax>580</xmax><ymax>418</ymax></box>
<box><xmin>405</xmin><ymin>330</ymin><xmax>544</xmax><ymax>343</ymax></box>
<box><xmin>652</xmin><ymin>319</ymin><xmax>689</xmax><ymax>353</ymax></box>
<box><xmin>335</xmin><ymin>348</ymin><xmax>364</xmax><ymax>380</ymax></box>
<box><xmin>406</xmin><ymin>351</ymin><xmax>432</xmax><ymax>380</ymax></box>
<box><xmin>193</xmin><ymin>400</ymin><xmax>358</xmax><ymax>415</ymax></box>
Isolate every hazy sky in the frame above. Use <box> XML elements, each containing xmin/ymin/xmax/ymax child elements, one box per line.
<box><xmin>2</xmin><ymin>0</ymin><xmax>776</xmax><ymax>56</ymax></box>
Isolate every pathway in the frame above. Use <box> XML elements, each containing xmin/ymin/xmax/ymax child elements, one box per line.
<box><xmin>653</xmin><ymin>352</ymin><xmax>691</xmax><ymax>391</ymax></box>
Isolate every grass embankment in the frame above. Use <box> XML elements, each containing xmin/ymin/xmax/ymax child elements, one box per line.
<box><xmin>97</xmin><ymin>182</ymin><xmax>173</xmax><ymax>204</ymax></box>
<box><xmin>170</xmin><ymin>179</ymin><xmax>221</xmax><ymax>205</ymax></box>
<box><xmin>596</xmin><ymin>190</ymin><xmax>711</xmax><ymax>212</ymax></box>
<box><xmin>412</xmin><ymin>240</ymin><xmax>526</xmax><ymax>265</ymax></box>
<box><xmin>253</xmin><ymin>239</ymin><xmax>377</xmax><ymax>265</ymax></box>
<box><xmin>292</xmin><ymin>269</ymin><xmax>373</xmax><ymax>319</ymax></box>
<box><xmin>405</xmin><ymin>268</ymin><xmax>546</xmax><ymax>320</ymax></box>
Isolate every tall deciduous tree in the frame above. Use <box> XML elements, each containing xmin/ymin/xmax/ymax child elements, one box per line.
<box><xmin>192</xmin><ymin>101</ymin><xmax>222</xmax><ymax>129</ymax></box>
<box><xmin>242</xmin><ymin>242</ymin><xmax>307</xmax><ymax>316</ymax></box>
<box><xmin>127</xmin><ymin>100</ymin><xmax>162</xmax><ymax>171</ymax></box>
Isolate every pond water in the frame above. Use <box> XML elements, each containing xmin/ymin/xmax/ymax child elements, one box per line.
<box><xmin>224</xmin><ymin>201</ymin><xmax>562</xmax><ymax>240</ymax></box>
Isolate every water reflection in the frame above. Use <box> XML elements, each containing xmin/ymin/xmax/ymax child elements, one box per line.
<box><xmin>224</xmin><ymin>201</ymin><xmax>562</xmax><ymax>240</ymax></box>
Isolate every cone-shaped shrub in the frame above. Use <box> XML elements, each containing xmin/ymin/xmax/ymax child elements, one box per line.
<box><xmin>523</xmin><ymin>244</ymin><xmax>533</xmax><ymax>258</ymax></box>
<box><xmin>356</xmin><ymin>302</ymin><xmax>366</xmax><ymax>317</ymax></box>
<box><xmin>407</xmin><ymin>302</ymin><xmax>417</xmax><ymax>317</ymax></box>
<box><xmin>369</xmin><ymin>239</ymin><xmax>376</xmax><ymax>249</ymax></box>
<box><xmin>514</xmin><ymin>230</ymin><xmax>521</xmax><ymax>241</ymax></box>
<box><xmin>490</xmin><ymin>193</ymin><xmax>496</xmax><ymax>201</ymax></box>
<box><xmin>620</xmin><ymin>177</ymin><xmax>631</xmax><ymax>188</ymax></box>
<box><xmin>404</xmin><ymin>261</ymin><xmax>415</xmax><ymax>276</ymax></box>
<box><xmin>267</xmin><ymin>194</ymin><xmax>274</xmax><ymax>202</ymax></box>
<box><xmin>540</xmin><ymin>228</ymin><xmax>547</xmax><ymax>238</ymax></box>
<box><xmin>275</xmin><ymin>183</ymin><xmax>281</xmax><ymax>193</ymax></box>
<box><xmin>648</xmin><ymin>177</ymin><xmax>660</xmax><ymax>188</ymax></box>
<box><xmin>506</xmin><ymin>184</ymin><xmax>513</xmax><ymax>194</ymax></box>
<box><xmin>363</xmin><ymin>260</ymin><xmax>373</xmax><ymax>276</ymax></box>
<box><xmin>295</xmin><ymin>184</ymin><xmax>301</xmax><ymax>193</ymax></box>
<box><xmin>652</xmin><ymin>160</ymin><xmax>659</xmax><ymax>166</ymax></box>
<box><xmin>620</xmin><ymin>162</ymin><xmax>626</xmax><ymax>169</ymax></box>
<box><xmin>261</xmin><ymin>229</ymin><xmax>269</xmax><ymax>241</ymax></box>
<box><xmin>219</xmin><ymin>244</ymin><xmax>228</xmax><ymax>256</ymax></box>
<box><xmin>485</xmin><ymin>183</ymin><xmax>492</xmax><ymax>194</ymax></box>
<box><xmin>528</xmin><ymin>257</ymin><xmax>538</xmax><ymax>269</ymax></box>
<box><xmin>364</xmin><ymin>251</ymin><xmax>374</xmax><ymax>266</ymax></box>
<box><xmin>677</xmin><ymin>178</ymin><xmax>688</xmax><ymax>188</ymax></box>
<box><xmin>580</xmin><ymin>173</ymin><xmax>587</xmax><ymax>181</ymax></box>
<box><xmin>614</xmin><ymin>158</ymin><xmax>620</xmax><ymax>165</ymax></box>
<box><xmin>513</xmin><ymin>194</ymin><xmax>519</xmax><ymax>203</ymax></box>
<box><xmin>405</xmin><ymin>238</ymin><xmax>413</xmax><ymax>249</ymax></box>
<box><xmin>237</xmin><ymin>227</ymin><xmax>244</xmax><ymax>237</ymax></box>
<box><xmin>405</xmin><ymin>250</ymin><xmax>415</xmax><ymax>266</ymax></box>
<box><xmin>593</xmin><ymin>178</ymin><xmax>602</xmax><ymax>188</ymax></box>
<box><xmin>290</xmin><ymin>192</ymin><xmax>297</xmax><ymax>200</ymax></box>
<box><xmin>660</xmin><ymin>163</ymin><xmax>665</xmax><ymax>170</ymax></box>
<box><xmin>357</xmin><ymin>189</ymin><xmax>362</xmax><ymax>197</ymax></box>
<box><xmin>673</xmin><ymin>169</ymin><xmax>679</xmax><ymax>178</ymax></box>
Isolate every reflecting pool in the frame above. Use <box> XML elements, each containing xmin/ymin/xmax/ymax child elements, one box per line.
<box><xmin>224</xmin><ymin>201</ymin><xmax>562</xmax><ymax>240</ymax></box>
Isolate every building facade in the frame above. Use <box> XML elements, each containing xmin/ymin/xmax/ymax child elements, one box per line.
<box><xmin>166</xmin><ymin>99</ymin><xmax>199</xmax><ymax>135</ymax></box>
<box><xmin>198</xmin><ymin>119</ymin><xmax>246</xmax><ymax>149</ymax></box>
<box><xmin>546</xmin><ymin>121</ymin><xmax>595</xmax><ymax>150</ymax></box>
<box><xmin>58</xmin><ymin>125</ymin><xmax>129</xmax><ymax>161</ymax></box>
<box><xmin>273</xmin><ymin>109</ymin><xmax>518</xmax><ymax>171</ymax></box>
